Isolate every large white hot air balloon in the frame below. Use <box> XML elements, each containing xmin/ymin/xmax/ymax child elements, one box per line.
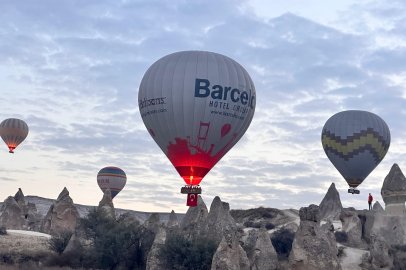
<box><xmin>138</xmin><ymin>51</ymin><xmax>256</xmax><ymax>204</ymax></box>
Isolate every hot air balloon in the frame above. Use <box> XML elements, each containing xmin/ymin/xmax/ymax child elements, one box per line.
<box><xmin>138</xmin><ymin>50</ymin><xmax>256</xmax><ymax>206</ymax></box>
<box><xmin>321</xmin><ymin>110</ymin><xmax>390</xmax><ymax>194</ymax></box>
<box><xmin>0</xmin><ymin>118</ymin><xmax>29</xmax><ymax>153</ymax></box>
<box><xmin>97</xmin><ymin>167</ymin><xmax>127</xmax><ymax>199</ymax></box>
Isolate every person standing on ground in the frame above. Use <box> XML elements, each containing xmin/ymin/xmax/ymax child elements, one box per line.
<box><xmin>368</xmin><ymin>193</ymin><xmax>373</xmax><ymax>210</ymax></box>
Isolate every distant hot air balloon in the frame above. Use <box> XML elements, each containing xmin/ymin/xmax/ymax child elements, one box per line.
<box><xmin>138</xmin><ymin>51</ymin><xmax>256</xmax><ymax>205</ymax></box>
<box><xmin>321</xmin><ymin>110</ymin><xmax>390</xmax><ymax>194</ymax></box>
<box><xmin>97</xmin><ymin>167</ymin><xmax>127</xmax><ymax>199</ymax></box>
<box><xmin>0</xmin><ymin>118</ymin><xmax>29</xmax><ymax>153</ymax></box>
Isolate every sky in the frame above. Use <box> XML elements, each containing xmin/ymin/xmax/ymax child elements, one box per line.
<box><xmin>1</xmin><ymin>0</ymin><xmax>406</xmax><ymax>213</ymax></box>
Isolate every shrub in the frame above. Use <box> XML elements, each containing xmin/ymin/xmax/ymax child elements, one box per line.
<box><xmin>78</xmin><ymin>208</ymin><xmax>143</xmax><ymax>269</ymax></box>
<box><xmin>334</xmin><ymin>231</ymin><xmax>348</xmax><ymax>243</ymax></box>
<box><xmin>243</xmin><ymin>221</ymin><xmax>275</xmax><ymax>230</ymax></box>
<box><xmin>271</xmin><ymin>228</ymin><xmax>295</xmax><ymax>260</ymax></box>
<box><xmin>158</xmin><ymin>229</ymin><xmax>218</xmax><ymax>270</ymax></box>
<box><xmin>48</xmin><ymin>230</ymin><xmax>73</xmax><ymax>255</ymax></box>
<box><xmin>0</xmin><ymin>226</ymin><xmax>7</xmax><ymax>235</ymax></box>
<box><xmin>230</xmin><ymin>207</ymin><xmax>279</xmax><ymax>223</ymax></box>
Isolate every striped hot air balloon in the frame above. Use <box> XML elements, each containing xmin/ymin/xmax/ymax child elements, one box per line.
<box><xmin>97</xmin><ymin>167</ymin><xmax>127</xmax><ymax>199</ymax></box>
<box><xmin>0</xmin><ymin>118</ymin><xmax>29</xmax><ymax>153</ymax></box>
<box><xmin>321</xmin><ymin>110</ymin><xmax>390</xmax><ymax>193</ymax></box>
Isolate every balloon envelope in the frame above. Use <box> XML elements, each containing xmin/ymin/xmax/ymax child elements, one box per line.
<box><xmin>0</xmin><ymin>118</ymin><xmax>29</xmax><ymax>153</ymax></box>
<box><xmin>97</xmin><ymin>167</ymin><xmax>127</xmax><ymax>199</ymax></box>
<box><xmin>138</xmin><ymin>51</ymin><xmax>256</xmax><ymax>185</ymax></box>
<box><xmin>321</xmin><ymin>110</ymin><xmax>390</xmax><ymax>188</ymax></box>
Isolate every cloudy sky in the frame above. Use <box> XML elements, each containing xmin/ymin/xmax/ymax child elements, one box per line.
<box><xmin>1</xmin><ymin>0</ymin><xmax>406</xmax><ymax>213</ymax></box>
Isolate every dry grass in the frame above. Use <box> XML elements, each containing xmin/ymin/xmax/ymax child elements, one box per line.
<box><xmin>0</xmin><ymin>234</ymin><xmax>49</xmax><ymax>253</ymax></box>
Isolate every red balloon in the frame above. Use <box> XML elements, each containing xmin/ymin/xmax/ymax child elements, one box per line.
<box><xmin>221</xmin><ymin>124</ymin><xmax>231</xmax><ymax>138</ymax></box>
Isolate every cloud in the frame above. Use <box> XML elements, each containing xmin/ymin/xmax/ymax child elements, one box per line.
<box><xmin>0</xmin><ymin>0</ymin><xmax>404</xmax><ymax>213</ymax></box>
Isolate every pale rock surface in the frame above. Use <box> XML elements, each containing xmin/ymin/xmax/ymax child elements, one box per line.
<box><xmin>143</xmin><ymin>213</ymin><xmax>160</xmax><ymax>234</ymax></box>
<box><xmin>372</xmin><ymin>201</ymin><xmax>384</xmax><ymax>212</ymax></box>
<box><xmin>205</xmin><ymin>196</ymin><xmax>236</xmax><ymax>240</ymax></box>
<box><xmin>146</xmin><ymin>226</ymin><xmax>168</xmax><ymax>270</ymax></box>
<box><xmin>14</xmin><ymin>188</ymin><xmax>25</xmax><ymax>209</ymax></box>
<box><xmin>98</xmin><ymin>188</ymin><xmax>115</xmax><ymax>218</ymax></box>
<box><xmin>180</xmin><ymin>195</ymin><xmax>208</xmax><ymax>237</ymax></box>
<box><xmin>211</xmin><ymin>226</ymin><xmax>249</xmax><ymax>270</ymax></box>
<box><xmin>321</xmin><ymin>220</ymin><xmax>338</xmax><ymax>255</ymax></box>
<box><xmin>0</xmin><ymin>196</ymin><xmax>26</xmax><ymax>229</ymax></box>
<box><xmin>339</xmin><ymin>208</ymin><xmax>364</xmax><ymax>248</ymax></box>
<box><xmin>289</xmin><ymin>204</ymin><xmax>341</xmax><ymax>270</ymax></box>
<box><xmin>357</xmin><ymin>209</ymin><xmax>406</xmax><ymax>246</ymax></box>
<box><xmin>180</xmin><ymin>195</ymin><xmax>208</xmax><ymax>228</ymax></box>
<box><xmin>337</xmin><ymin>244</ymin><xmax>370</xmax><ymax>270</ymax></box>
<box><xmin>319</xmin><ymin>183</ymin><xmax>343</xmax><ymax>221</ymax></box>
<box><xmin>250</xmin><ymin>226</ymin><xmax>279</xmax><ymax>270</ymax></box>
<box><xmin>41</xmin><ymin>187</ymin><xmax>80</xmax><ymax>234</ymax></box>
<box><xmin>369</xmin><ymin>234</ymin><xmax>393</xmax><ymax>270</ymax></box>
<box><xmin>298</xmin><ymin>204</ymin><xmax>320</xmax><ymax>225</ymax></box>
<box><xmin>381</xmin><ymin>163</ymin><xmax>406</xmax><ymax>215</ymax></box>
<box><xmin>167</xmin><ymin>210</ymin><xmax>179</xmax><ymax>227</ymax></box>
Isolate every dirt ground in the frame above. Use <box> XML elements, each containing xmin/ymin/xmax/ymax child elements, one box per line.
<box><xmin>0</xmin><ymin>234</ymin><xmax>50</xmax><ymax>253</ymax></box>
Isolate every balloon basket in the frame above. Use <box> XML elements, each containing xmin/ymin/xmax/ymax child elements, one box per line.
<box><xmin>181</xmin><ymin>185</ymin><xmax>202</xmax><ymax>194</ymax></box>
<box><xmin>348</xmin><ymin>188</ymin><xmax>360</xmax><ymax>194</ymax></box>
<box><xmin>9</xmin><ymin>151</ymin><xmax>14</xmax><ymax>154</ymax></box>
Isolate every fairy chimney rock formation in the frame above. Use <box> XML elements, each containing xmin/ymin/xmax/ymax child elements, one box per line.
<box><xmin>319</xmin><ymin>182</ymin><xmax>343</xmax><ymax>220</ymax></box>
<box><xmin>180</xmin><ymin>195</ymin><xmax>208</xmax><ymax>232</ymax></box>
<box><xmin>381</xmin><ymin>163</ymin><xmax>406</xmax><ymax>215</ymax></box>
<box><xmin>98</xmin><ymin>188</ymin><xmax>115</xmax><ymax>218</ymax></box>
<box><xmin>211</xmin><ymin>226</ymin><xmax>250</xmax><ymax>270</ymax></box>
<box><xmin>144</xmin><ymin>213</ymin><xmax>160</xmax><ymax>234</ymax></box>
<box><xmin>14</xmin><ymin>188</ymin><xmax>25</xmax><ymax>209</ymax></box>
<box><xmin>167</xmin><ymin>210</ymin><xmax>179</xmax><ymax>227</ymax></box>
<box><xmin>289</xmin><ymin>204</ymin><xmax>342</xmax><ymax>270</ymax></box>
<box><xmin>373</xmin><ymin>201</ymin><xmax>385</xmax><ymax>212</ymax></box>
<box><xmin>0</xmin><ymin>196</ymin><xmax>26</xmax><ymax>229</ymax></box>
<box><xmin>41</xmin><ymin>187</ymin><xmax>80</xmax><ymax>234</ymax></box>
<box><xmin>146</xmin><ymin>226</ymin><xmax>167</xmax><ymax>270</ymax></box>
<box><xmin>205</xmin><ymin>196</ymin><xmax>236</xmax><ymax>239</ymax></box>
<box><xmin>250</xmin><ymin>226</ymin><xmax>279</xmax><ymax>270</ymax></box>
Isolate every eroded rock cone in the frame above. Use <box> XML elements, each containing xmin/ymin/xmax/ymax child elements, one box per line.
<box><xmin>180</xmin><ymin>195</ymin><xmax>208</xmax><ymax>237</ymax></box>
<box><xmin>319</xmin><ymin>183</ymin><xmax>343</xmax><ymax>220</ymax></box>
<box><xmin>146</xmin><ymin>226</ymin><xmax>167</xmax><ymax>270</ymax></box>
<box><xmin>321</xmin><ymin>220</ymin><xmax>338</xmax><ymax>256</ymax></box>
<box><xmin>289</xmin><ymin>204</ymin><xmax>342</xmax><ymax>270</ymax></box>
<box><xmin>41</xmin><ymin>187</ymin><xmax>80</xmax><ymax>235</ymax></box>
<box><xmin>339</xmin><ymin>208</ymin><xmax>364</xmax><ymax>248</ymax></box>
<box><xmin>0</xmin><ymin>196</ymin><xmax>26</xmax><ymax>229</ymax></box>
<box><xmin>250</xmin><ymin>226</ymin><xmax>279</xmax><ymax>270</ymax></box>
<box><xmin>373</xmin><ymin>201</ymin><xmax>384</xmax><ymax>212</ymax></box>
<box><xmin>167</xmin><ymin>210</ymin><xmax>179</xmax><ymax>227</ymax></box>
<box><xmin>211</xmin><ymin>226</ymin><xmax>250</xmax><ymax>270</ymax></box>
<box><xmin>98</xmin><ymin>188</ymin><xmax>115</xmax><ymax>218</ymax></box>
<box><xmin>205</xmin><ymin>196</ymin><xmax>236</xmax><ymax>240</ymax></box>
<box><xmin>144</xmin><ymin>213</ymin><xmax>160</xmax><ymax>234</ymax></box>
<box><xmin>181</xmin><ymin>195</ymin><xmax>208</xmax><ymax>227</ymax></box>
<box><xmin>14</xmin><ymin>188</ymin><xmax>25</xmax><ymax>209</ymax></box>
<box><xmin>381</xmin><ymin>163</ymin><xmax>406</xmax><ymax>215</ymax></box>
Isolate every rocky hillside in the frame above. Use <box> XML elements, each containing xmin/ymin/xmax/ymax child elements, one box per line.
<box><xmin>0</xmin><ymin>195</ymin><xmax>185</xmax><ymax>225</ymax></box>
